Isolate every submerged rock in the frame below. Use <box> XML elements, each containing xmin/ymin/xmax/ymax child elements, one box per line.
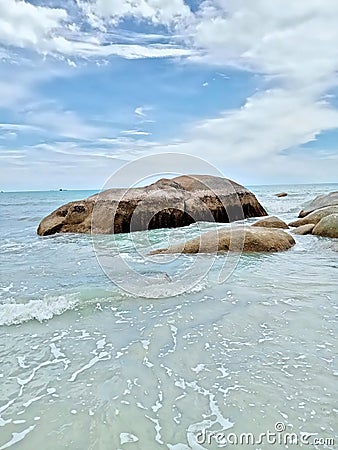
<box><xmin>37</xmin><ymin>175</ymin><xmax>268</xmax><ymax>236</ymax></box>
<box><xmin>292</xmin><ymin>224</ymin><xmax>315</xmax><ymax>235</ymax></box>
<box><xmin>299</xmin><ymin>192</ymin><xmax>338</xmax><ymax>218</ymax></box>
<box><xmin>251</xmin><ymin>216</ymin><xmax>289</xmax><ymax>229</ymax></box>
<box><xmin>289</xmin><ymin>206</ymin><xmax>338</xmax><ymax>227</ymax></box>
<box><xmin>312</xmin><ymin>214</ymin><xmax>338</xmax><ymax>238</ymax></box>
<box><xmin>150</xmin><ymin>226</ymin><xmax>295</xmax><ymax>254</ymax></box>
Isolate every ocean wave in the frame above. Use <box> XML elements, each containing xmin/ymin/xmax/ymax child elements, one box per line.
<box><xmin>0</xmin><ymin>294</ymin><xmax>78</xmax><ymax>326</ymax></box>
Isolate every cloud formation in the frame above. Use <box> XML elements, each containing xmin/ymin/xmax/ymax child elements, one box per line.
<box><xmin>0</xmin><ymin>0</ymin><xmax>338</xmax><ymax>189</ymax></box>
<box><xmin>0</xmin><ymin>0</ymin><xmax>67</xmax><ymax>52</ymax></box>
<box><xmin>189</xmin><ymin>0</ymin><xmax>338</xmax><ymax>84</ymax></box>
<box><xmin>0</xmin><ymin>0</ymin><xmax>191</xmax><ymax>59</ymax></box>
<box><xmin>167</xmin><ymin>0</ymin><xmax>338</xmax><ymax>181</ymax></box>
<box><xmin>78</xmin><ymin>0</ymin><xmax>191</xmax><ymax>27</ymax></box>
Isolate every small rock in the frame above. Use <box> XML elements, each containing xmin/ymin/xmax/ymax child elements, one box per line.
<box><xmin>252</xmin><ymin>216</ymin><xmax>288</xmax><ymax>229</ymax></box>
<box><xmin>275</xmin><ymin>192</ymin><xmax>288</xmax><ymax>198</ymax></box>
<box><xmin>312</xmin><ymin>214</ymin><xmax>338</xmax><ymax>238</ymax></box>
<box><xmin>292</xmin><ymin>224</ymin><xmax>315</xmax><ymax>235</ymax></box>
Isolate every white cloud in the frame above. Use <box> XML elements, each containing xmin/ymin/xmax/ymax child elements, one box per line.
<box><xmin>159</xmin><ymin>87</ymin><xmax>338</xmax><ymax>163</ymax></box>
<box><xmin>0</xmin><ymin>123</ymin><xmax>40</xmax><ymax>132</ymax></box>
<box><xmin>24</xmin><ymin>107</ymin><xmax>107</xmax><ymax>140</ymax></box>
<box><xmin>134</xmin><ymin>106</ymin><xmax>149</xmax><ymax>117</ymax></box>
<box><xmin>89</xmin><ymin>85</ymin><xmax>338</xmax><ymax>184</ymax></box>
<box><xmin>216</xmin><ymin>73</ymin><xmax>230</xmax><ymax>79</ymax></box>
<box><xmin>0</xmin><ymin>0</ymin><xmax>192</xmax><ymax>60</ymax></box>
<box><xmin>157</xmin><ymin>0</ymin><xmax>338</xmax><ymax>181</ymax></box>
<box><xmin>121</xmin><ymin>130</ymin><xmax>151</xmax><ymax>136</ymax></box>
<box><xmin>78</xmin><ymin>0</ymin><xmax>191</xmax><ymax>27</ymax></box>
<box><xmin>0</xmin><ymin>0</ymin><xmax>67</xmax><ymax>51</ymax></box>
<box><xmin>52</xmin><ymin>40</ymin><xmax>192</xmax><ymax>59</ymax></box>
<box><xmin>0</xmin><ymin>141</ymin><xmax>127</xmax><ymax>190</ymax></box>
<box><xmin>188</xmin><ymin>0</ymin><xmax>338</xmax><ymax>85</ymax></box>
<box><xmin>0</xmin><ymin>58</ymin><xmax>82</xmax><ymax>111</ymax></box>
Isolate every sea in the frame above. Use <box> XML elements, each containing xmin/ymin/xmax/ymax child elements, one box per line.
<box><xmin>0</xmin><ymin>184</ymin><xmax>337</xmax><ymax>449</ymax></box>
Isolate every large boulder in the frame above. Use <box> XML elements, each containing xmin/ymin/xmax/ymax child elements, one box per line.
<box><xmin>299</xmin><ymin>192</ymin><xmax>338</xmax><ymax>218</ymax></box>
<box><xmin>312</xmin><ymin>214</ymin><xmax>338</xmax><ymax>238</ymax></box>
<box><xmin>289</xmin><ymin>206</ymin><xmax>338</xmax><ymax>227</ymax></box>
<box><xmin>37</xmin><ymin>175</ymin><xmax>268</xmax><ymax>236</ymax></box>
<box><xmin>251</xmin><ymin>216</ymin><xmax>288</xmax><ymax>229</ymax></box>
<box><xmin>150</xmin><ymin>226</ymin><xmax>295</xmax><ymax>254</ymax></box>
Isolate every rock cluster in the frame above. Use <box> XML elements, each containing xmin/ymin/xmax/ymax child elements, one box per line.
<box><xmin>37</xmin><ymin>181</ymin><xmax>337</xmax><ymax>256</ymax></box>
<box><xmin>289</xmin><ymin>193</ymin><xmax>338</xmax><ymax>239</ymax></box>
<box><xmin>151</xmin><ymin>192</ymin><xmax>338</xmax><ymax>255</ymax></box>
<box><xmin>298</xmin><ymin>192</ymin><xmax>338</xmax><ymax>217</ymax></box>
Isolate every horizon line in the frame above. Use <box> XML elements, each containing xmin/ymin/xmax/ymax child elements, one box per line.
<box><xmin>1</xmin><ymin>181</ymin><xmax>338</xmax><ymax>193</ymax></box>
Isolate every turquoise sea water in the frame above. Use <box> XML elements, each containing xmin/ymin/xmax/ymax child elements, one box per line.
<box><xmin>0</xmin><ymin>184</ymin><xmax>337</xmax><ymax>449</ymax></box>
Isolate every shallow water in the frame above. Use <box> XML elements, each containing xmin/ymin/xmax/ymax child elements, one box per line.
<box><xmin>0</xmin><ymin>185</ymin><xmax>337</xmax><ymax>449</ymax></box>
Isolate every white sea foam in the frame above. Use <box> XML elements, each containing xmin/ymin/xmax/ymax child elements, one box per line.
<box><xmin>0</xmin><ymin>283</ymin><xmax>13</xmax><ymax>293</ymax></box>
<box><xmin>0</xmin><ymin>295</ymin><xmax>77</xmax><ymax>326</ymax></box>
<box><xmin>0</xmin><ymin>425</ymin><xmax>36</xmax><ymax>450</ymax></box>
<box><xmin>120</xmin><ymin>433</ymin><xmax>139</xmax><ymax>445</ymax></box>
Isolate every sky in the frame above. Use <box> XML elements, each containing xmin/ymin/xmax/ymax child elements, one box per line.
<box><xmin>0</xmin><ymin>0</ymin><xmax>338</xmax><ymax>191</ymax></box>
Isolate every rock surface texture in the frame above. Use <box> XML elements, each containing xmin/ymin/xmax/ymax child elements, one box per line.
<box><xmin>312</xmin><ymin>214</ymin><xmax>338</xmax><ymax>238</ymax></box>
<box><xmin>251</xmin><ymin>216</ymin><xmax>289</xmax><ymax>229</ymax></box>
<box><xmin>37</xmin><ymin>175</ymin><xmax>268</xmax><ymax>236</ymax></box>
<box><xmin>150</xmin><ymin>226</ymin><xmax>295</xmax><ymax>254</ymax></box>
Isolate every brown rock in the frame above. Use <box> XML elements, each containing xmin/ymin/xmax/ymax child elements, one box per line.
<box><xmin>251</xmin><ymin>216</ymin><xmax>288</xmax><ymax>229</ymax></box>
<box><xmin>299</xmin><ymin>191</ymin><xmax>338</xmax><ymax>217</ymax></box>
<box><xmin>312</xmin><ymin>214</ymin><xmax>338</xmax><ymax>238</ymax></box>
<box><xmin>275</xmin><ymin>192</ymin><xmax>288</xmax><ymax>198</ymax></box>
<box><xmin>292</xmin><ymin>224</ymin><xmax>315</xmax><ymax>235</ymax></box>
<box><xmin>37</xmin><ymin>175</ymin><xmax>268</xmax><ymax>236</ymax></box>
<box><xmin>288</xmin><ymin>206</ymin><xmax>338</xmax><ymax>227</ymax></box>
<box><xmin>150</xmin><ymin>226</ymin><xmax>295</xmax><ymax>254</ymax></box>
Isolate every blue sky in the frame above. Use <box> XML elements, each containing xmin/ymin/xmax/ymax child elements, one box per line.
<box><xmin>0</xmin><ymin>0</ymin><xmax>338</xmax><ymax>190</ymax></box>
